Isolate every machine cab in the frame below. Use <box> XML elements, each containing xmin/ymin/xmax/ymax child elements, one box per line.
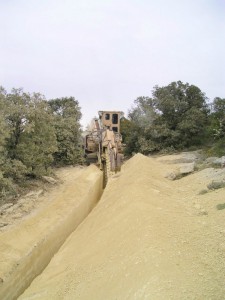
<box><xmin>98</xmin><ymin>111</ymin><xmax>124</xmax><ymax>133</ymax></box>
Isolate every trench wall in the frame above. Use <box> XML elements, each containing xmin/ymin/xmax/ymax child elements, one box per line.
<box><xmin>0</xmin><ymin>165</ymin><xmax>103</xmax><ymax>300</ymax></box>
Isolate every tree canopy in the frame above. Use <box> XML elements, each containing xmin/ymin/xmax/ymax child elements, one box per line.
<box><xmin>122</xmin><ymin>81</ymin><xmax>210</xmax><ymax>155</ymax></box>
<box><xmin>0</xmin><ymin>87</ymin><xmax>83</xmax><ymax>199</ymax></box>
<box><xmin>48</xmin><ymin>97</ymin><xmax>83</xmax><ymax>165</ymax></box>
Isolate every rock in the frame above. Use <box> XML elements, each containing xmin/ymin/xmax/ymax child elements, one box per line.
<box><xmin>199</xmin><ymin>209</ymin><xmax>208</xmax><ymax>216</ymax></box>
<box><xmin>13</xmin><ymin>213</ymin><xmax>23</xmax><ymax>219</ymax></box>
<box><xmin>179</xmin><ymin>162</ymin><xmax>195</xmax><ymax>175</ymax></box>
<box><xmin>205</xmin><ymin>157</ymin><xmax>219</xmax><ymax>164</ymax></box>
<box><xmin>42</xmin><ymin>176</ymin><xmax>57</xmax><ymax>185</ymax></box>
<box><xmin>165</xmin><ymin>171</ymin><xmax>177</xmax><ymax>180</ymax></box>
<box><xmin>221</xmin><ymin>156</ymin><xmax>225</xmax><ymax>167</ymax></box>
<box><xmin>0</xmin><ymin>222</ymin><xmax>8</xmax><ymax>228</ymax></box>
<box><xmin>4</xmin><ymin>206</ymin><xmax>15</xmax><ymax>213</ymax></box>
<box><xmin>0</xmin><ymin>203</ymin><xmax>13</xmax><ymax>212</ymax></box>
<box><xmin>214</xmin><ymin>158</ymin><xmax>223</xmax><ymax>166</ymax></box>
<box><xmin>194</xmin><ymin>204</ymin><xmax>208</xmax><ymax>216</ymax></box>
<box><xmin>207</xmin><ymin>156</ymin><xmax>225</xmax><ymax>167</ymax></box>
<box><xmin>25</xmin><ymin>189</ymin><xmax>44</xmax><ymax>199</ymax></box>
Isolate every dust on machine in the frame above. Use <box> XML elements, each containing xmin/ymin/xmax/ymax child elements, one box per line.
<box><xmin>84</xmin><ymin>111</ymin><xmax>124</xmax><ymax>185</ymax></box>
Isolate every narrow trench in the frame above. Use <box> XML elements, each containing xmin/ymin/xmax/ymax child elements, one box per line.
<box><xmin>1</xmin><ymin>167</ymin><xmax>104</xmax><ymax>300</ymax></box>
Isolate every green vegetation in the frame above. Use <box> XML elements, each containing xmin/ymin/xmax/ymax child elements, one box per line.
<box><xmin>48</xmin><ymin>97</ymin><xmax>83</xmax><ymax>166</ymax></box>
<box><xmin>121</xmin><ymin>81</ymin><xmax>225</xmax><ymax>157</ymax></box>
<box><xmin>216</xmin><ymin>203</ymin><xmax>225</xmax><ymax>210</ymax></box>
<box><xmin>0</xmin><ymin>87</ymin><xmax>83</xmax><ymax>200</ymax></box>
<box><xmin>198</xmin><ymin>189</ymin><xmax>208</xmax><ymax>195</ymax></box>
<box><xmin>207</xmin><ymin>181</ymin><xmax>225</xmax><ymax>190</ymax></box>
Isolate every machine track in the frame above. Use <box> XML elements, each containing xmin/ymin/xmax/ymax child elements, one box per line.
<box><xmin>103</xmin><ymin>146</ymin><xmax>116</xmax><ymax>188</ymax></box>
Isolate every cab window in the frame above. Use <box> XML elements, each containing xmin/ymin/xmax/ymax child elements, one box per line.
<box><xmin>105</xmin><ymin>114</ymin><xmax>110</xmax><ymax>120</ymax></box>
<box><xmin>112</xmin><ymin>114</ymin><xmax>118</xmax><ymax>124</ymax></box>
<box><xmin>112</xmin><ymin>127</ymin><xmax>118</xmax><ymax>132</ymax></box>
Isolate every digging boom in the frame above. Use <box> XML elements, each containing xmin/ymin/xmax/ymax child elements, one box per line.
<box><xmin>84</xmin><ymin>111</ymin><xmax>124</xmax><ymax>186</ymax></box>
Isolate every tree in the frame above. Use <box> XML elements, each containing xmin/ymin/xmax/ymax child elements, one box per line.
<box><xmin>2</xmin><ymin>89</ymin><xmax>58</xmax><ymax>178</ymax></box>
<box><xmin>127</xmin><ymin>81</ymin><xmax>209</xmax><ymax>154</ymax></box>
<box><xmin>4</xmin><ymin>88</ymin><xmax>30</xmax><ymax>160</ymax></box>
<box><xmin>210</xmin><ymin>97</ymin><xmax>225</xmax><ymax>139</ymax></box>
<box><xmin>128</xmin><ymin>96</ymin><xmax>157</xmax><ymax>129</ymax></box>
<box><xmin>0</xmin><ymin>87</ymin><xmax>83</xmax><ymax>198</ymax></box>
<box><xmin>0</xmin><ymin>87</ymin><xmax>8</xmax><ymax>162</ymax></box>
<box><xmin>152</xmin><ymin>81</ymin><xmax>208</xmax><ymax>131</ymax></box>
<box><xmin>48</xmin><ymin>97</ymin><xmax>83</xmax><ymax>165</ymax></box>
<box><xmin>16</xmin><ymin>93</ymin><xmax>57</xmax><ymax>176</ymax></box>
<box><xmin>213</xmin><ymin>97</ymin><xmax>225</xmax><ymax>118</ymax></box>
<box><xmin>120</xmin><ymin>117</ymin><xmax>141</xmax><ymax>155</ymax></box>
<box><xmin>0</xmin><ymin>88</ymin><xmax>20</xmax><ymax>196</ymax></box>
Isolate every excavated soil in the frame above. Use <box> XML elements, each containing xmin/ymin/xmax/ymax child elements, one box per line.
<box><xmin>0</xmin><ymin>165</ymin><xmax>103</xmax><ymax>300</ymax></box>
<box><xmin>17</xmin><ymin>153</ymin><xmax>225</xmax><ymax>300</ymax></box>
<box><xmin>0</xmin><ymin>166</ymin><xmax>85</xmax><ymax>230</ymax></box>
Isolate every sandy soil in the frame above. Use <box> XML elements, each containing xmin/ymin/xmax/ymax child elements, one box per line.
<box><xmin>0</xmin><ymin>166</ymin><xmax>85</xmax><ymax>231</ymax></box>
<box><xmin>0</xmin><ymin>165</ymin><xmax>103</xmax><ymax>300</ymax></box>
<box><xmin>18</xmin><ymin>153</ymin><xmax>225</xmax><ymax>300</ymax></box>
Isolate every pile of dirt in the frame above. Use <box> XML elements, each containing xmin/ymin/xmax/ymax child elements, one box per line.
<box><xmin>19</xmin><ymin>153</ymin><xmax>225</xmax><ymax>299</ymax></box>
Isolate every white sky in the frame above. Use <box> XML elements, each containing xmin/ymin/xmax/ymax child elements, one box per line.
<box><xmin>1</xmin><ymin>0</ymin><xmax>225</xmax><ymax>127</ymax></box>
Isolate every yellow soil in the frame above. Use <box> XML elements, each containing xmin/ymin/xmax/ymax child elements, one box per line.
<box><xmin>0</xmin><ymin>166</ymin><xmax>85</xmax><ymax>230</ymax></box>
<box><xmin>0</xmin><ymin>165</ymin><xmax>103</xmax><ymax>300</ymax></box>
<box><xmin>19</xmin><ymin>154</ymin><xmax>225</xmax><ymax>300</ymax></box>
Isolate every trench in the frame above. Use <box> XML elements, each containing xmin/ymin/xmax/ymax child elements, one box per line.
<box><xmin>17</xmin><ymin>154</ymin><xmax>225</xmax><ymax>300</ymax></box>
<box><xmin>0</xmin><ymin>165</ymin><xmax>103</xmax><ymax>300</ymax></box>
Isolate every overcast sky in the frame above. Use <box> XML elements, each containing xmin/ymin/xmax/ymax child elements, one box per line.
<box><xmin>1</xmin><ymin>0</ymin><xmax>225</xmax><ymax>127</ymax></box>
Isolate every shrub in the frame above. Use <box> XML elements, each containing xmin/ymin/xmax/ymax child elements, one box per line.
<box><xmin>207</xmin><ymin>181</ymin><xmax>225</xmax><ymax>190</ymax></box>
<box><xmin>3</xmin><ymin>159</ymin><xmax>27</xmax><ymax>181</ymax></box>
<box><xmin>0</xmin><ymin>171</ymin><xmax>17</xmax><ymax>199</ymax></box>
<box><xmin>216</xmin><ymin>203</ymin><xmax>225</xmax><ymax>210</ymax></box>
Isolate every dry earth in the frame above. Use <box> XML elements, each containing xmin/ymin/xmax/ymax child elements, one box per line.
<box><xmin>0</xmin><ymin>166</ymin><xmax>85</xmax><ymax>231</ymax></box>
<box><xmin>0</xmin><ymin>165</ymin><xmax>103</xmax><ymax>300</ymax></box>
<box><xmin>14</xmin><ymin>152</ymin><xmax>225</xmax><ymax>300</ymax></box>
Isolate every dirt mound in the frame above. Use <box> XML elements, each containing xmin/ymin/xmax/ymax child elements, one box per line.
<box><xmin>19</xmin><ymin>154</ymin><xmax>225</xmax><ymax>299</ymax></box>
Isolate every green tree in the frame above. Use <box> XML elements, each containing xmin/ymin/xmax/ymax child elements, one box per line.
<box><xmin>213</xmin><ymin>97</ymin><xmax>225</xmax><ymax>119</ymax></box>
<box><xmin>0</xmin><ymin>88</ymin><xmax>17</xmax><ymax>197</ymax></box>
<box><xmin>17</xmin><ymin>93</ymin><xmax>57</xmax><ymax>176</ymax></box>
<box><xmin>2</xmin><ymin>89</ymin><xmax>58</xmax><ymax>178</ymax></box>
<box><xmin>48</xmin><ymin>97</ymin><xmax>83</xmax><ymax>165</ymax></box>
<box><xmin>127</xmin><ymin>81</ymin><xmax>209</xmax><ymax>154</ymax></box>
<box><xmin>210</xmin><ymin>97</ymin><xmax>225</xmax><ymax>139</ymax></box>
<box><xmin>4</xmin><ymin>88</ymin><xmax>30</xmax><ymax>159</ymax></box>
<box><xmin>128</xmin><ymin>97</ymin><xmax>157</xmax><ymax>129</ymax></box>
<box><xmin>0</xmin><ymin>87</ymin><xmax>8</xmax><ymax>161</ymax></box>
<box><xmin>153</xmin><ymin>82</ymin><xmax>208</xmax><ymax>128</ymax></box>
<box><xmin>120</xmin><ymin>117</ymin><xmax>141</xmax><ymax>155</ymax></box>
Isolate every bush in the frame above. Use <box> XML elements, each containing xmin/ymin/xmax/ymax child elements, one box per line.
<box><xmin>0</xmin><ymin>171</ymin><xmax>17</xmax><ymax>199</ymax></box>
<box><xmin>3</xmin><ymin>159</ymin><xmax>27</xmax><ymax>181</ymax></box>
<box><xmin>217</xmin><ymin>203</ymin><xmax>225</xmax><ymax>210</ymax></box>
<box><xmin>207</xmin><ymin>181</ymin><xmax>225</xmax><ymax>190</ymax></box>
<box><xmin>206</xmin><ymin>139</ymin><xmax>225</xmax><ymax>157</ymax></box>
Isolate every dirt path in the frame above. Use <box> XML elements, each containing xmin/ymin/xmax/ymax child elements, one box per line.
<box><xmin>19</xmin><ymin>153</ymin><xmax>225</xmax><ymax>299</ymax></box>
